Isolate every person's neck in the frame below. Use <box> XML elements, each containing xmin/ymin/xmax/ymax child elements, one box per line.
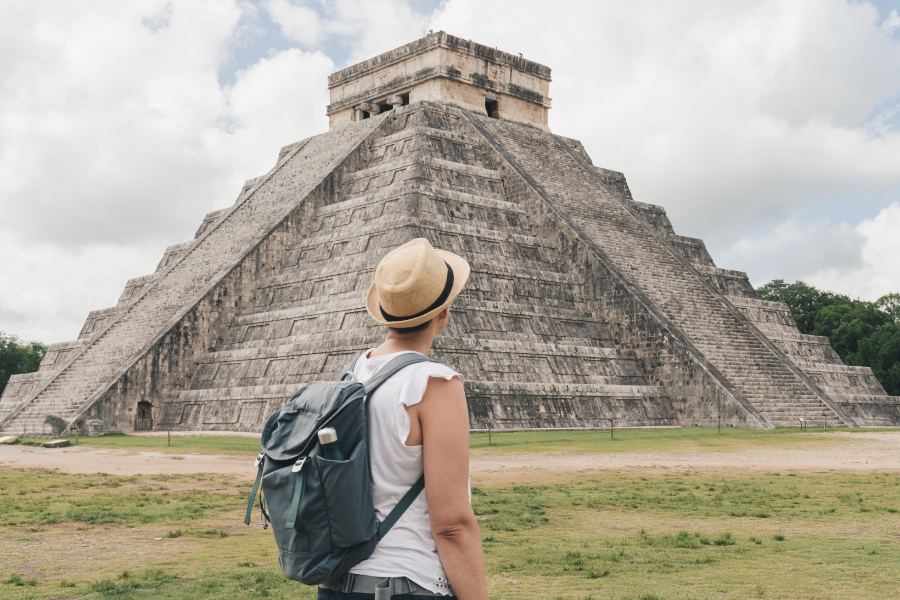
<box><xmin>372</xmin><ymin>329</ymin><xmax>435</xmax><ymax>357</ymax></box>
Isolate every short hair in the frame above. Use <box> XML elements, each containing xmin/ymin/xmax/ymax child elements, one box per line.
<box><xmin>388</xmin><ymin>319</ymin><xmax>434</xmax><ymax>334</ymax></box>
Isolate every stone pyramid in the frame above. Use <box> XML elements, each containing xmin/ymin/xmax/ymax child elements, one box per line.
<box><xmin>2</xmin><ymin>32</ymin><xmax>898</xmax><ymax>435</ymax></box>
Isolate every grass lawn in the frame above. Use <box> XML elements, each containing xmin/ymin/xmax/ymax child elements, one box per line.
<box><xmin>19</xmin><ymin>433</ymin><xmax>263</xmax><ymax>455</ymax></box>
<box><xmin>17</xmin><ymin>426</ymin><xmax>890</xmax><ymax>457</ymax></box>
<box><xmin>0</xmin><ymin>463</ymin><xmax>898</xmax><ymax>599</ymax></box>
<box><xmin>468</xmin><ymin>426</ymin><xmax>887</xmax><ymax>453</ymax></box>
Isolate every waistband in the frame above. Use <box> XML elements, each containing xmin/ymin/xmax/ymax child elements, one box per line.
<box><xmin>320</xmin><ymin>573</ymin><xmax>449</xmax><ymax>598</ymax></box>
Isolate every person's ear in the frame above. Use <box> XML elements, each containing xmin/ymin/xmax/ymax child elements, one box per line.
<box><xmin>435</xmin><ymin>309</ymin><xmax>450</xmax><ymax>332</ymax></box>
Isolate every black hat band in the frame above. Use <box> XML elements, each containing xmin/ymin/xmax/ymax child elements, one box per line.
<box><xmin>380</xmin><ymin>261</ymin><xmax>454</xmax><ymax>322</ymax></box>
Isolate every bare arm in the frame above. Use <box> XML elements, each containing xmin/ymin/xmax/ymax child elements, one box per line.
<box><xmin>419</xmin><ymin>376</ymin><xmax>487</xmax><ymax>600</ymax></box>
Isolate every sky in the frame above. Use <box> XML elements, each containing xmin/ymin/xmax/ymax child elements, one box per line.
<box><xmin>1</xmin><ymin>0</ymin><xmax>899</xmax><ymax>344</ymax></box>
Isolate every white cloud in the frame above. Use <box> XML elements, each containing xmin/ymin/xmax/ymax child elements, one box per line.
<box><xmin>0</xmin><ymin>229</ymin><xmax>162</xmax><ymax>343</ymax></box>
<box><xmin>0</xmin><ymin>0</ymin><xmax>240</xmax><ymax>246</ymax></box>
<box><xmin>0</xmin><ymin>1</ymin><xmax>334</xmax><ymax>343</ymax></box>
<box><xmin>265</xmin><ymin>0</ymin><xmax>323</xmax><ymax>47</ymax></box>
<box><xmin>721</xmin><ymin>220</ymin><xmax>865</xmax><ymax>287</ymax></box>
<box><xmin>2</xmin><ymin>0</ymin><xmax>900</xmax><ymax>344</ymax></box>
<box><xmin>723</xmin><ymin>202</ymin><xmax>900</xmax><ymax>300</ymax></box>
<box><xmin>809</xmin><ymin>203</ymin><xmax>900</xmax><ymax>299</ymax></box>
<box><xmin>265</xmin><ymin>0</ymin><xmax>432</xmax><ymax>62</ymax></box>
<box><xmin>225</xmin><ymin>48</ymin><xmax>332</xmax><ymax>152</ymax></box>
<box><xmin>884</xmin><ymin>9</ymin><xmax>900</xmax><ymax>33</ymax></box>
<box><xmin>431</xmin><ymin>0</ymin><xmax>900</xmax><ymax>252</ymax></box>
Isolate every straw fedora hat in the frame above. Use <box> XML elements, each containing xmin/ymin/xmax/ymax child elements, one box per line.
<box><xmin>366</xmin><ymin>238</ymin><xmax>470</xmax><ymax>328</ymax></box>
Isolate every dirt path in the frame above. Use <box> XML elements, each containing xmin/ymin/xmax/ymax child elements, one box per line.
<box><xmin>0</xmin><ymin>445</ymin><xmax>257</xmax><ymax>476</ymax></box>
<box><xmin>2</xmin><ymin>432</ymin><xmax>899</xmax><ymax>482</ymax></box>
<box><xmin>471</xmin><ymin>431</ymin><xmax>900</xmax><ymax>483</ymax></box>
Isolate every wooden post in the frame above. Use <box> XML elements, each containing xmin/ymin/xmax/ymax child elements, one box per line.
<box><xmin>168</xmin><ymin>430</ymin><xmax>171</xmax><ymax>447</ymax></box>
<box><xmin>610</xmin><ymin>418</ymin><xmax>614</xmax><ymax>440</ymax></box>
<box><xmin>717</xmin><ymin>395</ymin><xmax>721</xmax><ymax>433</ymax></box>
<box><xmin>488</xmin><ymin>427</ymin><xmax>492</xmax><ymax>446</ymax></box>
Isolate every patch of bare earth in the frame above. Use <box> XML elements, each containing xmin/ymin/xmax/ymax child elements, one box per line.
<box><xmin>0</xmin><ymin>445</ymin><xmax>258</xmax><ymax>476</ymax></box>
<box><xmin>470</xmin><ymin>431</ymin><xmax>900</xmax><ymax>485</ymax></box>
<box><xmin>2</xmin><ymin>432</ymin><xmax>898</xmax><ymax>485</ymax></box>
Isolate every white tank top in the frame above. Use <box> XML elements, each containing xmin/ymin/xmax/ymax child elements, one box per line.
<box><xmin>348</xmin><ymin>349</ymin><xmax>460</xmax><ymax>596</ymax></box>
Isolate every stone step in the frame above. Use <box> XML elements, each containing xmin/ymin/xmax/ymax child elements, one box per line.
<box><xmin>340</xmin><ymin>154</ymin><xmax>503</xmax><ymax>201</ymax></box>
<box><xmin>262</xmin><ymin>255</ymin><xmax>579</xmax><ymax>300</ymax></box>
<box><xmin>467</xmin><ymin>380</ymin><xmax>677</xmax><ymax>428</ymax></box>
<box><xmin>191</xmin><ymin>335</ymin><xmax>644</xmax><ymax>389</ymax></box>
<box><xmin>281</xmin><ymin>242</ymin><xmax>563</xmax><ymax>284</ymax></box>
<box><xmin>116</xmin><ymin>273</ymin><xmax>161</xmax><ymax>305</ymax></box>
<box><xmin>219</xmin><ymin>325</ymin><xmax>611</xmax><ymax>354</ymax></box>
<box><xmin>255</xmin><ymin>263</ymin><xmax>583</xmax><ymax>316</ymax></box>
<box><xmin>307</xmin><ymin>186</ymin><xmax>529</xmax><ymax>238</ymax></box>
<box><xmin>292</xmin><ymin>213</ymin><xmax>553</xmax><ymax>256</ymax></box>
<box><xmin>229</xmin><ymin>295</ymin><xmax>608</xmax><ymax>336</ymax></box>
<box><xmin>372</xmin><ymin>124</ymin><xmax>481</xmax><ymax>150</ymax></box>
<box><xmin>663</xmin><ymin>233</ymin><xmax>715</xmax><ymax>267</ymax></box>
<box><xmin>319</xmin><ymin>181</ymin><xmax>523</xmax><ymax>219</ymax></box>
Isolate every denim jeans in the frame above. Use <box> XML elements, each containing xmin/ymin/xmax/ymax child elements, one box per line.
<box><xmin>316</xmin><ymin>588</ymin><xmax>456</xmax><ymax>600</ymax></box>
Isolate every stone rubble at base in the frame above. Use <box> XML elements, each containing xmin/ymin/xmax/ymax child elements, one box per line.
<box><xmin>1</xmin><ymin>32</ymin><xmax>897</xmax><ymax>436</ymax></box>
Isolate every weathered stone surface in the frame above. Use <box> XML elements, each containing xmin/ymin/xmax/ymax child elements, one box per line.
<box><xmin>1</xmin><ymin>33</ymin><xmax>896</xmax><ymax>435</ymax></box>
<box><xmin>42</xmin><ymin>439</ymin><xmax>70</xmax><ymax>448</ymax></box>
<box><xmin>84</xmin><ymin>419</ymin><xmax>105</xmax><ymax>437</ymax></box>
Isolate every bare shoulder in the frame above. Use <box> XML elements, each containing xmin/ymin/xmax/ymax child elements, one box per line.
<box><xmin>421</xmin><ymin>372</ymin><xmax>466</xmax><ymax>407</ymax></box>
<box><xmin>419</xmin><ymin>373</ymin><xmax>468</xmax><ymax>437</ymax></box>
<box><xmin>404</xmin><ymin>370</ymin><xmax>466</xmax><ymax>446</ymax></box>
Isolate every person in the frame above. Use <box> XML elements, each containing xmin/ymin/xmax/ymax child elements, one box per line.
<box><xmin>318</xmin><ymin>238</ymin><xmax>488</xmax><ymax>600</ymax></box>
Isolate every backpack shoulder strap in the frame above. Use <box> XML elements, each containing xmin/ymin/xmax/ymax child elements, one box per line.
<box><xmin>364</xmin><ymin>353</ymin><xmax>434</xmax><ymax>395</ymax></box>
<box><xmin>377</xmin><ymin>474</ymin><xmax>425</xmax><ymax>540</ymax></box>
<box><xmin>364</xmin><ymin>352</ymin><xmax>433</xmax><ymax>540</ymax></box>
<box><xmin>338</xmin><ymin>353</ymin><xmax>363</xmax><ymax>381</ymax></box>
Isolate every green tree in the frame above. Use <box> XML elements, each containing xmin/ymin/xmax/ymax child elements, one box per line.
<box><xmin>756</xmin><ymin>279</ymin><xmax>848</xmax><ymax>333</ymax></box>
<box><xmin>758</xmin><ymin>282</ymin><xmax>900</xmax><ymax>395</ymax></box>
<box><xmin>812</xmin><ymin>300</ymin><xmax>890</xmax><ymax>362</ymax></box>
<box><xmin>875</xmin><ymin>293</ymin><xmax>900</xmax><ymax>322</ymax></box>
<box><xmin>857</xmin><ymin>323</ymin><xmax>900</xmax><ymax>396</ymax></box>
<box><xmin>0</xmin><ymin>333</ymin><xmax>47</xmax><ymax>396</ymax></box>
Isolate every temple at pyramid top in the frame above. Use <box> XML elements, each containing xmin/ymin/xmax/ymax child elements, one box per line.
<box><xmin>327</xmin><ymin>31</ymin><xmax>552</xmax><ymax>129</ymax></box>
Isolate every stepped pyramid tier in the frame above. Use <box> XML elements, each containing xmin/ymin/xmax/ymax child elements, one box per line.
<box><xmin>2</xmin><ymin>33</ymin><xmax>898</xmax><ymax>435</ymax></box>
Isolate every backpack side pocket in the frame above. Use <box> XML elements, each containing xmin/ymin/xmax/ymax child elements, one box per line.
<box><xmin>263</xmin><ymin>462</ymin><xmax>330</xmax><ymax>557</ymax></box>
<box><xmin>315</xmin><ymin>442</ymin><xmax>378</xmax><ymax>548</ymax></box>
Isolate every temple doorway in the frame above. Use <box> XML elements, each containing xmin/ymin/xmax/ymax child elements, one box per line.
<box><xmin>135</xmin><ymin>401</ymin><xmax>153</xmax><ymax>431</ymax></box>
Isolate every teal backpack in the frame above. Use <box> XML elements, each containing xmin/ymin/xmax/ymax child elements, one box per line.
<box><xmin>244</xmin><ymin>353</ymin><xmax>431</xmax><ymax>585</ymax></box>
